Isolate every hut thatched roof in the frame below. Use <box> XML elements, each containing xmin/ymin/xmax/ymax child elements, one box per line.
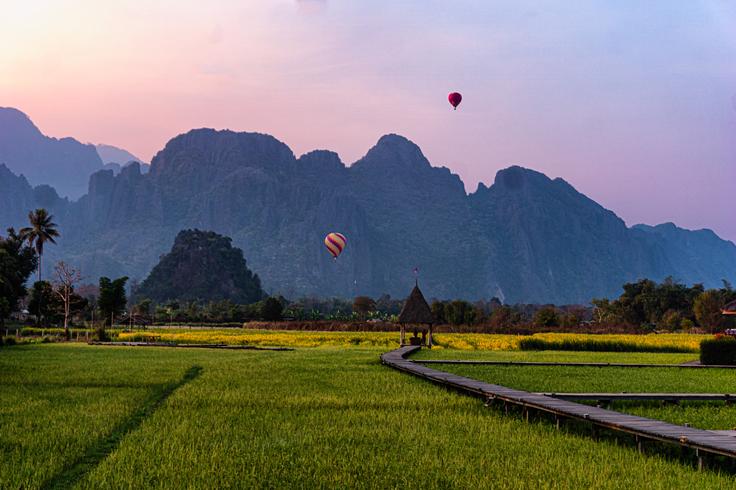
<box><xmin>398</xmin><ymin>285</ymin><xmax>434</xmax><ymax>324</ymax></box>
<box><xmin>724</xmin><ymin>299</ymin><xmax>736</xmax><ymax>316</ymax></box>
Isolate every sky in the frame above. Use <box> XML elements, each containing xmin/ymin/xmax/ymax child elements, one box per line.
<box><xmin>1</xmin><ymin>0</ymin><xmax>735</xmax><ymax>241</ymax></box>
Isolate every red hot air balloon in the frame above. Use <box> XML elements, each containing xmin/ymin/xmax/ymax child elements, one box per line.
<box><xmin>324</xmin><ymin>232</ymin><xmax>347</xmax><ymax>260</ymax></box>
<box><xmin>448</xmin><ymin>92</ymin><xmax>462</xmax><ymax>110</ymax></box>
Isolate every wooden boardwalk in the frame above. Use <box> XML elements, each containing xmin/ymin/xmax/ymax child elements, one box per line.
<box><xmin>414</xmin><ymin>359</ymin><xmax>736</xmax><ymax>369</ymax></box>
<box><xmin>535</xmin><ymin>393</ymin><xmax>736</xmax><ymax>403</ymax></box>
<box><xmin>382</xmin><ymin>346</ymin><xmax>736</xmax><ymax>464</ymax></box>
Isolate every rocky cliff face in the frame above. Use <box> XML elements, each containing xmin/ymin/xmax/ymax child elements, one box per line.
<box><xmin>0</xmin><ymin>164</ymin><xmax>68</xmax><ymax>231</ymax></box>
<box><xmin>0</xmin><ymin>107</ymin><xmax>103</xmax><ymax>199</ymax></box>
<box><xmin>633</xmin><ymin>223</ymin><xmax>736</xmax><ymax>288</ymax></box>
<box><xmin>469</xmin><ymin>167</ymin><xmax>671</xmax><ymax>303</ymax></box>
<box><xmin>2</xmin><ymin>128</ymin><xmax>734</xmax><ymax>303</ymax></box>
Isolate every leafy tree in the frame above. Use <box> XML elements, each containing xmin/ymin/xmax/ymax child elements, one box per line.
<box><xmin>533</xmin><ymin>306</ymin><xmax>560</xmax><ymax>328</ymax></box>
<box><xmin>488</xmin><ymin>305</ymin><xmax>522</xmax><ymax>329</ymax></box>
<box><xmin>261</xmin><ymin>297</ymin><xmax>284</xmax><ymax>321</ymax></box>
<box><xmin>183</xmin><ymin>301</ymin><xmax>202</xmax><ymax>322</ymax></box>
<box><xmin>0</xmin><ymin>297</ymin><xmax>11</xmax><ymax>329</ymax></box>
<box><xmin>19</xmin><ymin>209</ymin><xmax>59</xmax><ymax>281</ymax></box>
<box><xmin>28</xmin><ymin>281</ymin><xmax>61</xmax><ymax>325</ymax></box>
<box><xmin>591</xmin><ymin>298</ymin><xmax>620</xmax><ymax>325</ymax></box>
<box><xmin>352</xmin><ymin>296</ymin><xmax>376</xmax><ymax>319</ymax></box>
<box><xmin>136</xmin><ymin>230</ymin><xmax>264</xmax><ymax>304</ymax></box>
<box><xmin>98</xmin><ymin>276</ymin><xmax>128</xmax><ymax>326</ymax></box>
<box><xmin>594</xmin><ymin>278</ymin><xmax>708</xmax><ymax>328</ymax></box>
<box><xmin>559</xmin><ymin>311</ymin><xmax>581</xmax><ymax>328</ymax></box>
<box><xmin>619</xmin><ymin>279</ymin><xmax>658</xmax><ymax>325</ymax></box>
<box><xmin>693</xmin><ymin>290</ymin><xmax>725</xmax><ymax>333</ymax></box>
<box><xmin>0</xmin><ymin>228</ymin><xmax>37</xmax><ymax>327</ymax></box>
<box><xmin>154</xmin><ymin>304</ymin><xmax>169</xmax><ymax>323</ymax></box>
<box><xmin>134</xmin><ymin>298</ymin><xmax>152</xmax><ymax>317</ymax></box>
<box><xmin>445</xmin><ymin>300</ymin><xmax>474</xmax><ymax>326</ymax></box>
<box><xmin>660</xmin><ymin>309</ymin><xmax>682</xmax><ymax>331</ymax></box>
<box><xmin>430</xmin><ymin>300</ymin><xmax>446</xmax><ymax>324</ymax></box>
<box><xmin>375</xmin><ymin>294</ymin><xmax>403</xmax><ymax>315</ymax></box>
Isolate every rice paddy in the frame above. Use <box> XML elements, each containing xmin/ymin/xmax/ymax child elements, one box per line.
<box><xmin>1</xmin><ymin>332</ymin><xmax>733</xmax><ymax>488</ymax></box>
<box><xmin>0</xmin><ymin>329</ymin><xmax>736</xmax><ymax>488</ymax></box>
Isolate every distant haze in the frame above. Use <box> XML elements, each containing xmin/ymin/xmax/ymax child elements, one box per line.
<box><xmin>1</xmin><ymin>1</ymin><xmax>734</xmax><ymax>240</ymax></box>
<box><xmin>95</xmin><ymin>144</ymin><xmax>146</xmax><ymax>166</ymax></box>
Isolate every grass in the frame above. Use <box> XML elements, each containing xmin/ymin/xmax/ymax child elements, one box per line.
<box><xmin>1</xmin><ymin>343</ymin><xmax>735</xmax><ymax>488</ymax></box>
<box><xmin>430</xmin><ymin>355</ymin><xmax>736</xmax><ymax>429</ymax></box>
<box><xmin>412</xmin><ymin>348</ymin><xmax>699</xmax><ymax>364</ymax></box>
<box><xmin>0</xmin><ymin>345</ymin><xmax>188</xmax><ymax>488</ymax></box>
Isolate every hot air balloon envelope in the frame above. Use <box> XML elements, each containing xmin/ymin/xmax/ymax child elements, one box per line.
<box><xmin>448</xmin><ymin>92</ymin><xmax>462</xmax><ymax>110</ymax></box>
<box><xmin>324</xmin><ymin>232</ymin><xmax>347</xmax><ymax>259</ymax></box>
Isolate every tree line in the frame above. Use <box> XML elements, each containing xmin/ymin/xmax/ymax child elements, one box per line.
<box><xmin>0</xmin><ymin>210</ymin><xmax>130</xmax><ymax>338</ymax></box>
<box><xmin>592</xmin><ymin>278</ymin><xmax>735</xmax><ymax>332</ymax></box>
<box><xmin>2</xmin><ymin>212</ymin><xmax>735</xmax><ymax>333</ymax></box>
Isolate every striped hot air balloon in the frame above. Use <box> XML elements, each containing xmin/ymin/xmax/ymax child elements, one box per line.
<box><xmin>324</xmin><ymin>232</ymin><xmax>347</xmax><ymax>260</ymax></box>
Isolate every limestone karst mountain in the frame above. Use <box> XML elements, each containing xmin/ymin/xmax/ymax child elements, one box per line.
<box><xmin>0</xmin><ymin>107</ymin><xmax>103</xmax><ymax>199</ymax></box>
<box><xmin>1</xmin><ymin>127</ymin><xmax>734</xmax><ymax>303</ymax></box>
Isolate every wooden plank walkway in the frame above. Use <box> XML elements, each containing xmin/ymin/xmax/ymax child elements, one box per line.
<box><xmin>382</xmin><ymin>346</ymin><xmax>736</xmax><ymax>462</ymax></box>
<box><xmin>414</xmin><ymin>359</ymin><xmax>736</xmax><ymax>369</ymax></box>
<box><xmin>536</xmin><ymin>393</ymin><xmax>736</xmax><ymax>403</ymax></box>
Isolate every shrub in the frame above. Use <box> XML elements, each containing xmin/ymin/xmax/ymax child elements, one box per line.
<box><xmin>518</xmin><ymin>337</ymin><xmax>695</xmax><ymax>353</ymax></box>
<box><xmin>533</xmin><ymin>307</ymin><xmax>559</xmax><ymax>328</ymax></box>
<box><xmin>2</xmin><ymin>336</ymin><xmax>16</xmax><ymax>346</ymax></box>
<box><xmin>700</xmin><ymin>337</ymin><xmax>736</xmax><ymax>365</ymax></box>
<box><xmin>260</xmin><ymin>297</ymin><xmax>284</xmax><ymax>321</ymax></box>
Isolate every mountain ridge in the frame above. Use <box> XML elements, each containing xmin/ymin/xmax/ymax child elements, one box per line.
<box><xmin>0</xmin><ymin>107</ymin><xmax>103</xmax><ymax>199</ymax></box>
<box><xmin>1</xmin><ymin>124</ymin><xmax>734</xmax><ymax>303</ymax></box>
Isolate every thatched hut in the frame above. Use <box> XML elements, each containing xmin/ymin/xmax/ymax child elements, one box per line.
<box><xmin>398</xmin><ymin>283</ymin><xmax>434</xmax><ymax>347</ymax></box>
<box><xmin>723</xmin><ymin>299</ymin><xmax>736</xmax><ymax>316</ymax></box>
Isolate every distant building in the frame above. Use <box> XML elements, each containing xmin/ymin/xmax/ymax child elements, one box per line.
<box><xmin>723</xmin><ymin>300</ymin><xmax>736</xmax><ymax>316</ymax></box>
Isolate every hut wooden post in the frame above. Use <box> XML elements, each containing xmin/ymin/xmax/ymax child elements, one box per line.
<box><xmin>428</xmin><ymin>325</ymin><xmax>433</xmax><ymax>348</ymax></box>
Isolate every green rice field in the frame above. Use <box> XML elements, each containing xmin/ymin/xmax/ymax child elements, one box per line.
<box><xmin>416</xmin><ymin>349</ymin><xmax>736</xmax><ymax>430</ymax></box>
<box><xmin>2</xmin><ymin>342</ymin><xmax>735</xmax><ymax>488</ymax></box>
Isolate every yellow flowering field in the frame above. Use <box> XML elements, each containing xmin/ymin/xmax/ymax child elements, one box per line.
<box><xmin>116</xmin><ymin>328</ymin><xmax>708</xmax><ymax>352</ymax></box>
<box><xmin>117</xmin><ymin>329</ymin><xmax>400</xmax><ymax>349</ymax></box>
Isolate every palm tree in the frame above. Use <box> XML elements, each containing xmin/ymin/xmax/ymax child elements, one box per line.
<box><xmin>19</xmin><ymin>208</ymin><xmax>60</xmax><ymax>281</ymax></box>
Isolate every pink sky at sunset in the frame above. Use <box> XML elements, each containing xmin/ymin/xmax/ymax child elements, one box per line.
<box><xmin>1</xmin><ymin>1</ymin><xmax>735</xmax><ymax>241</ymax></box>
